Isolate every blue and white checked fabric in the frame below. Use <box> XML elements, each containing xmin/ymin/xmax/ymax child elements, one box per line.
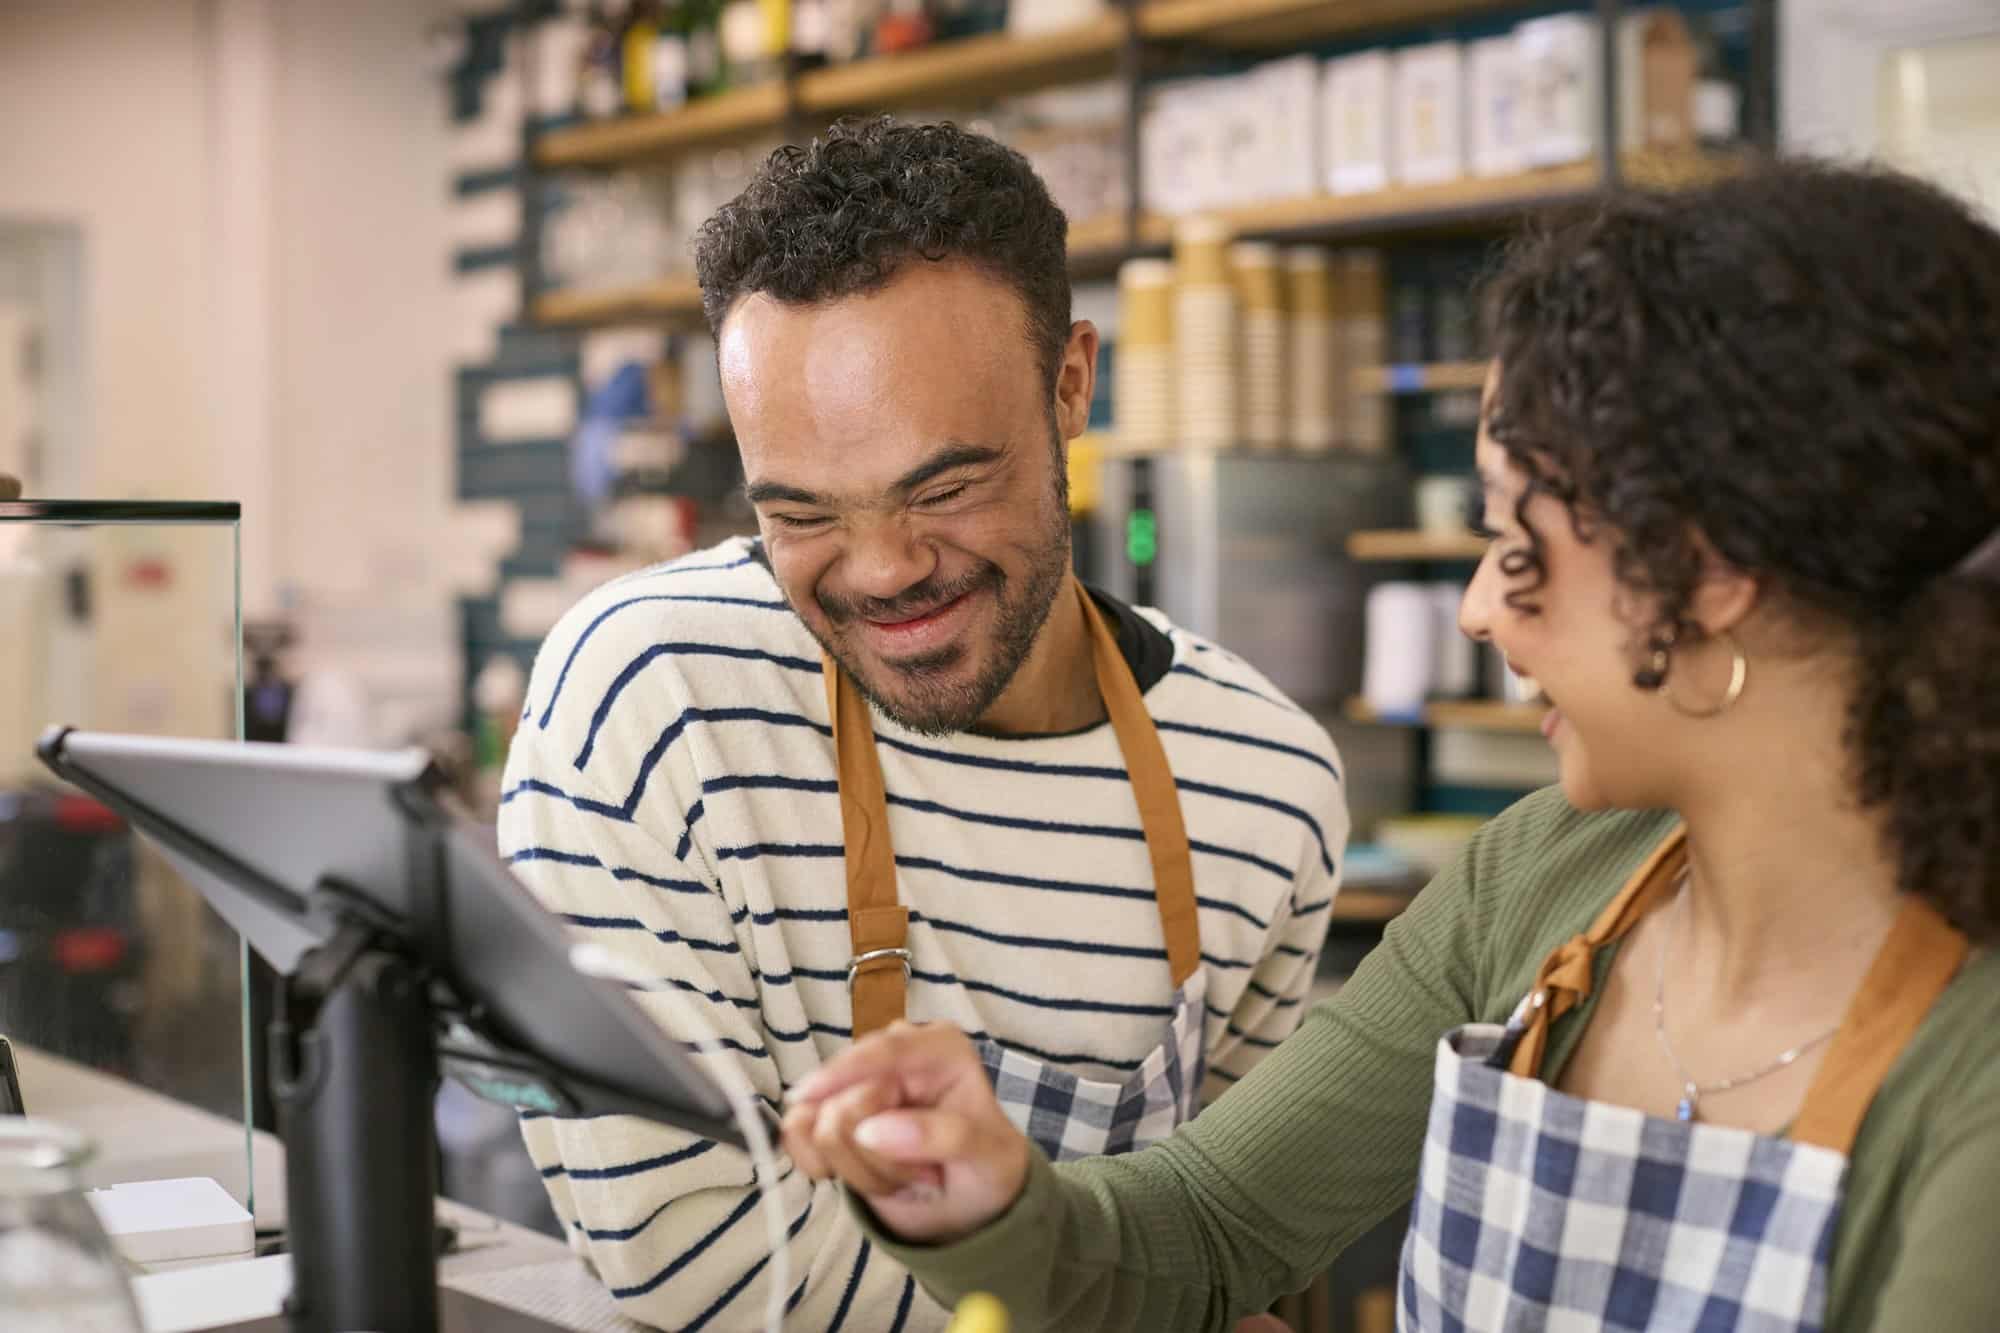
<box><xmin>977</xmin><ymin>972</ymin><xmax>1209</xmax><ymax>1162</ymax></box>
<box><xmin>1399</xmin><ymin>1024</ymin><xmax>1847</xmax><ymax>1333</ymax></box>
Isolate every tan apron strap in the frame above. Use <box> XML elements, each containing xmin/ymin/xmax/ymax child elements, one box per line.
<box><xmin>824</xmin><ymin>659</ymin><xmax>909</xmax><ymax>1040</ymax></box>
<box><xmin>1789</xmin><ymin>895</ymin><xmax>1967</xmax><ymax>1154</ymax></box>
<box><xmin>1509</xmin><ymin>829</ymin><xmax>1689</xmax><ymax>1079</ymax></box>
<box><xmin>824</xmin><ymin>577</ymin><xmax>1203</xmax><ymax>1035</ymax></box>
<box><xmin>1074</xmin><ymin>580</ymin><xmax>1202</xmax><ymax>987</ymax></box>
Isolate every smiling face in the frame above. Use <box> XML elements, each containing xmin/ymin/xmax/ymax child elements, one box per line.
<box><xmin>721</xmin><ymin>262</ymin><xmax>1096</xmax><ymax>735</ymax></box>
<box><xmin>1458</xmin><ymin>378</ymin><xmax>1682</xmax><ymax>811</ymax></box>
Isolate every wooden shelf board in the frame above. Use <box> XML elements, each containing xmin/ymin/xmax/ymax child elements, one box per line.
<box><xmin>534</xmin><ymin>83</ymin><xmax>790</xmax><ymax>168</ymax></box>
<box><xmin>1329</xmin><ymin>887</ymin><xmax>1420</xmax><ymax>924</ymax></box>
<box><xmin>1346</xmin><ymin>529</ymin><xmax>1489</xmax><ymax>561</ymax></box>
<box><xmin>530</xmin><ymin>275</ymin><xmax>706</xmax><ymax>328</ymax></box>
<box><xmin>1142</xmin><ymin>0</ymin><xmax>1514</xmax><ymax>50</ymax></box>
<box><xmin>796</xmin><ymin>16</ymin><xmax>1125</xmax><ymax>115</ymax></box>
<box><xmin>1353</xmin><ymin>362</ymin><xmax>1489</xmax><ymax>394</ymax></box>
<box><xmin>1344</xmin><ymin>698</ymin><xmax>1548</xmax><ymax>734</ymax></box>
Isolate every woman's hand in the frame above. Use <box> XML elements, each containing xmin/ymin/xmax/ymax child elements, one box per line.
<box><xmin>781</xmin><ymin>1022</ymin><xmax>1031</xmax><ymax>1244</ymax></box>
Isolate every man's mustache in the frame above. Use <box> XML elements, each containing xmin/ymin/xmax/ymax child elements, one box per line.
<box><xmin>816</xmin><ymin>563</ymin><xmax>1003</xmax><ymax>624</ymax></box>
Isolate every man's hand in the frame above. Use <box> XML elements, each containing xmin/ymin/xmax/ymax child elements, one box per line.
<box><xmin>782</xmin><ymin>1022</ymin><xmax>1031</xmax><ymax>1244</ymax></box>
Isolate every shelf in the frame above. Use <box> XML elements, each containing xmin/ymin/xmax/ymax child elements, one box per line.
<box><xmin>530</xmin><ymin>209</ymin><xmax>1131</xmax><ymax>328</ymax></box>
<box><xmin>796</xmin><ymin>15</ymin><xmax>1125</xmax><ymax>115</ymax></box>
<box><xmin>1329</xmin><ymin>887</ymin><xmax>1421</xmax><ymax>924</ymax></box>
<box><xmin>531</xmin><ymin>275</ymin><xmax>706</xmax><ymax>329</ymax></box>
<box><xmin>1353</xmin><ymin>362</ymin><xmax>1488</xmax><ymax>394</ymax></box>
<box><xmin>535</xmin><ymin>83</ymin><xmax>791</xmax><ymax>169</ymax></box>
<box><xmin>1346</xmin><ymin>529</ymin><xmax>1488</xmax><ymax>561</ymax></box>
<box><xmin>1141</xmin><ymin>0</ymin><xmax>1515</xmax><ymax>50</ymax></box>
<box><xmin>1344</xmin><ymin>698</ymin><xmax>1548</xmax><ymax>733</ymax></box>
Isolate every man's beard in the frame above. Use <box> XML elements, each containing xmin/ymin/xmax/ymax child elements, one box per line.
<box><xmin>810</xmin><ymin>480</ymin><xmax>1071</xmax><ymax>738</ymax></box>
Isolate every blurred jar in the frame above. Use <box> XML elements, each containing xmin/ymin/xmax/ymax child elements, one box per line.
<box><xmin>0</xmin><ymin>1120</ymin><xmax>143</xmax><ymax>1333</ymax></box>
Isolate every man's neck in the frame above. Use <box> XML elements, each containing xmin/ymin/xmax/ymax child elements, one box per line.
<box><xmin>974</xmin><ymin>574</ymin><xmax>1104</xmax><ymax>736</ymax></box>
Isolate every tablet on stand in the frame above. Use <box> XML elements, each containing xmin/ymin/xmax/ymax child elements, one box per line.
<box><xmin>39</xmin><ymin>728</ymin><xmax>747</xmax><ymax>1333</ymax></box>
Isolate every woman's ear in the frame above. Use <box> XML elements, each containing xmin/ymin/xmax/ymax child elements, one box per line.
<box><xmin>1684</xmin><ymin>530</ymin><xmax>1760</xmax><ymax>637</ymax></box>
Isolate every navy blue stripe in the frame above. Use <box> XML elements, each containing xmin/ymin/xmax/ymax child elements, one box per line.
<box><xmin>1292</xmin><ymin>895</ymin><xmax>1333</xmax><ymax>919</ymax></box>
<box><xmin>1169</xmin><ymin>661</ymin><xmax>1302</xmax><ymax>713</ymax></box>
<box><xmin>501</xmin><ymin>778</ymin><xmax>628</xmax><ymax>820</ymax></box>
<box><xmin>535</xmin><ymin>579</ymin><xmax>781</xmax><ymax>728</ymax></box>
<box><xmin>1155</xmin><ymin>719</ymin><xmax>1341</xmax><ymax>783</ymax></box>
<box><xmin>557</xmin><ymin>911</ymin><xmax>740</xmax><ymax>954</ymax></box>
<box><xmin>889</xmin><ymin>1277</ymin><xmax>916</xmax><ymax>1333</ymax></box>
<box><xmin>677</xmin><ymin>1034</ymin><xmax>772</xmax><ymax>1062</ymax></box>
<box><xmin>676</xmin><ymin>1189</ymin><xmax>815</xmax><ymax>1329</ymax></box>
<box><xmin>826</xmin><ymin>1239</ymin><xmax>872</xmax><ymax>1333</ymax></box>
<box><xmin>620</xmin><ymin>707</ymin><xmax>830</xmax><ymax>817</ymax></box>
<box><xmin>557</xmin><ymin>1138</ymin><xmax>715</xmax><ymax>1182</ymax></box>
<box><xmin>611</xmin><ymin>1166</ymin><xmax>802</xmax><ymax>1301</ymax></box>
<box><xmin>1177</xmin><ymin>779</ymin><xmax>1335</xmax><ymax>874</ymax></box>
<box><xmin>721</xmin><ymin>843</ymin><xmax>1273</xmax><ymax>930</ymax></box>
<box><xmin>692</xmin><ymin>776</ymin><xmax>1292</xmax><ymax>887</ymax></box>
<box><xmin>925</xmin><ymin>970</ymin><xmax>1172</xmax><ymax>1018</ymax></box>
<box><xmin>1211</xmin><ymin>1065</ymin><xmax>1240</xmax><ymax>1084</ymax></box>
<box><xmin>508</xmin><ymin>847</ymin><xmax>709</xmax><ymax>897</ymax></box>
<box><xmin>576</xmin><ymin>643</ymin><xmax>821</xmax><ymax>769</ymax></box>
<box><xmin>676</xmin><ymin>800</ymin><xmax>703</xmax><ymax>860</ymax></box>
<box><xmin>1247</xmin><ymin>978</ymin><xmax>1304</xmax><ymax>1008</ymax></box>
<box><xmin>1274</xmin><ymin>943</ymin><xmax>1312</xmax><ymax>959</ymax></box>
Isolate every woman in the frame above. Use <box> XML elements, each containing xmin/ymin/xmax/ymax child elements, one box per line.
<box><xmin>780</xmin><ymin>158</ymin><xmax>2000</xmax><ymax>1331</ymax></box>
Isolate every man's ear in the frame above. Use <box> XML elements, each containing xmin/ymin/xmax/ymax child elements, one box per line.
<box><xmin>1053</xmin><ymin>320</ymin><xmax>1099</xmax><ymax>441</ymax></box>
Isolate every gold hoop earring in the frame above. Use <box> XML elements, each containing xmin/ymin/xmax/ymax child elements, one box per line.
<box><xmin>1660</xmin><ymin>630</ymin><xmax>1747</xmax><ymax>719</ymax></box>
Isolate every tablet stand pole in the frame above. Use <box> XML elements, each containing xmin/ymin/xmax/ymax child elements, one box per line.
<box><xmin>270</xmin><ymin>914</ymin><xmax>441</xmax><ymax>1332</ymax></box>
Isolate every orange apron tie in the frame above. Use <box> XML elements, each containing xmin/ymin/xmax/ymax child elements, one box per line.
<box><xmin>1505</xmin><ymin>826</ymin><xmax>1968</xmax><ymax>1156</ymax></box>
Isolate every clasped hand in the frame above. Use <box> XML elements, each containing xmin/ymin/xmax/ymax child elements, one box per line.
<box><xmin>781</xmin><ymin>1020</ymin><xmax>1031</xmax><ymax>1244</ymax></box>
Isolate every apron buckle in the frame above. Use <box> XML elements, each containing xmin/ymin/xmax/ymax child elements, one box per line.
<box><xmin>846</xmin><ymin>948</ymin><xmax>913</xmax><ymax>993</ymax></box>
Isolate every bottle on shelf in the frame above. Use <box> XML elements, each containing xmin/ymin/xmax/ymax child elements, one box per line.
<box><xmin>580</xmin><ymin>0</ymin><xmax>629</xmax><ymax>120</ymax></box>
<box><xmin>652</xmin><ymin>1</ymin><xmax>692</xmax><ymax>112</ymax></box>
<box><xmin>683</xmin><ymin>0</ymin><xmax>729</xmax><ymax>98</ymax></box>
<box><xmin>622</xmin><ymin>0</ymin><xmax>663</xmax><ymax>112</ymax></box>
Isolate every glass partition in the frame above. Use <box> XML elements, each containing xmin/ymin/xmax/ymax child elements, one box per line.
<box><xmin>0</xmin><ymin>500</ymin><xmax>246</xmax><ymax>1191</ymax></box>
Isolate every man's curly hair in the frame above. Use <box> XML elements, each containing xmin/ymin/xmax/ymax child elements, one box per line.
<box><xmin>694</xmin><ymin>117</ymin><xmax>1072</xmax><ymax>386</ymax></box>
<box><xmin>1482</xmin><ymin>157</ymin><xmax>2000</xmax><ymax>938</ymax></box>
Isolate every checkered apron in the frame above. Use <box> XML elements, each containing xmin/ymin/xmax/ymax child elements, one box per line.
<box><xmin>976</xmin><ymin>966</ymin><xmax>1207</xmax><ymax>1162</ymax></box>
<box><xmin>826</xmin><ymin>578</ymin><xmax>1209</xmax><ymax>1162</ymax></box>
<box><xmin>1397</xmin><ymin>831</ymin><xmax>1969</xmax><ymax>1333</ymax></box>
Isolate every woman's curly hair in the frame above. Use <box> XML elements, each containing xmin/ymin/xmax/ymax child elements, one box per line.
<box><xmin>1483</xmin><ymin>158</ymin><xmax>2000</xmax><ymax>937</ymax></box>
<box><xmin>694</xmin><ymin>116</ymin><xmax>1071</xmax><ymax>385</ymax></box>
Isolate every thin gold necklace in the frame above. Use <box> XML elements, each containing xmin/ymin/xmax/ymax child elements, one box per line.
<box><xmin>1652</xmin><ymin>872</ymin><xmax>1839</xmax><ymax>1123</ymax></box>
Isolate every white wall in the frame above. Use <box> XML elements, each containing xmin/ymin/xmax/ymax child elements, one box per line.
<box><xmin>0</xmin><ymin>0</ymin><xmax>466</xmax><ymax>744</ymax></box>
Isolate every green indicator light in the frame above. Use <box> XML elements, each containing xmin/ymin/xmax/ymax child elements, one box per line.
<box><xmin>1127</xmin><ymin>509</ymin><xmax>1158</xmax><ymax>566</ymax></box>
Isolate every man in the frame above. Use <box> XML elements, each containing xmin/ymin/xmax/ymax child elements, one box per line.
<box><xmin>499</xmin><ymin>118</ymin><xmax>1347</xmax><ymax>1331</ymax></box>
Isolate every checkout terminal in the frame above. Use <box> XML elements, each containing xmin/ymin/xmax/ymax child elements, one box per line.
<box><xmin>36</xmin><ymin>728</ymin><xmax>761</xmax><ymax>1333</ymax></box>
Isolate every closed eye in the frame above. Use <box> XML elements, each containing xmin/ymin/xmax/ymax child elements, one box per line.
<box><xmin>916</xmin><ymin>484</ymin><xmax>970</xmax><ymax>509</ymax></box>
<box><xmin>770</xmin><ymin>512</ymin><xmax>831</xmax><ymax>531</ymax></box>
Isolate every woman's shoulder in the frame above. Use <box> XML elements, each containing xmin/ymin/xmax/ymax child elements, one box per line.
<box><xmin>1464</xmin><ymin>787</ymin><xmax>1681</xmax><ymax>910</ymax></box>
<box><xmin>1441</xmin><ymin>789</ymin><xmax>1681</xmax><ymax>1015</ymax></box>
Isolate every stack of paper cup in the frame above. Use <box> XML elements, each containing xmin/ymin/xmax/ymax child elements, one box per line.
<box><xmin>1173</xmin><ymin>218</ymin><xmax>1238</xmax><ymax>451</ymax></box>
<box><xmin>1363</xmin><ymin>582</ymin><xmax>1437</xmax><ymax>719</ymax></box>
<box><xmin>1340</xmin><ymin>249</ymin><xmax>1391</xmax><ymax>455</ymax></box>
<box><xmin>1114</xmin><ymin>258</ymin><xmax>1175</xmax><ymax>455</ymax></box>
<box><xmin>1285</xmin><ymin>247</ymin><xmax>1339</xmax><ymax>452</ymax></box>
<box><xmin>1231</xmin><ymin>241</ymin><xmax>1286</xmax><ymax>451</ymax></box>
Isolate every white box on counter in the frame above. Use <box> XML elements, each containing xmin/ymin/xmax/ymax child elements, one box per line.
<box><xmin>1392</xmin><ymin>41</ymin><xmax>1465</xmax><ymax>186</ymax></box>
<box><xmin>1322</xmin><ymin>50</ymin><xmax>1393</xmax><ymax>196</ymax></box>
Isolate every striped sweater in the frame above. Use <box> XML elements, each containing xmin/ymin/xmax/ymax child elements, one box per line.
<box><xmin>498</xmin><ymin>538</ymin><xmax>1348</xmax><ymax>1332</ymax></box>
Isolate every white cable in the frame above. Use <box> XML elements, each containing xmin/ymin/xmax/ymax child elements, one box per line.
<box><xmin>569</xmin><ymin>942</ymin><xmax>790</xmax><ymax>1333</ymax></box>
